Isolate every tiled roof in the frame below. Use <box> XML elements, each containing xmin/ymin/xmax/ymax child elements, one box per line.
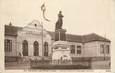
<box><xmin>66</xmin><ymin>34</ymin><xmax>82</xmax><ymax>43</ymax></box>
<box><xmin>5</xmin><ymin>25</ymin><xmax>111</xmax><ymax>43</ymax></box>
<box><xmin>47</xmin><ymin>31</ymin><xmax>82</xmax><ymax>42</ymax></box>
<box><xmin>47</xmin><ymin>31</ymin><xmax>111</xmax><ymax>43</ymax></box>
<box><xmin>81</xmin><ymin>33</ymin><xmax>111</xmax><ymax>43</ymax></box>
<box><xmin>5</xmin><ymin>25</ymin><xmax>22</xmax><ymax>36</ymax></box>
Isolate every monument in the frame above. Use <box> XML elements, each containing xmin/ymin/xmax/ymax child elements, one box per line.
<box><xmin>55</xmin><ymin>11</ymin><xmax>66</xmax><ymax>41</ymax></box>
<box><xmin>51</xmin><ymin>11</ymin><xmax>72</xmax><ymax>64</ymax></box>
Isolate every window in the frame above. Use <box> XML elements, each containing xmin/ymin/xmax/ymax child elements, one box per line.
<box><xmin>44</xmin><ymin>42</ymin><xmax>48</xmax><ymax>56</ymax></box>
<box><xmin>100</xmin><ymin>44</ymin><xmax>104</xmax><ymax>54</ymax></box>
<box><xmin>77</xmin><ymin>46</ymin><xmax>82</xmax><ymax>54</ymax></box>
<box><xmin>33</xmin><ymin>41</ymin><xmax>39</xmax><ymax>56</ymax></box>
<box><xmin>106</xmin><ymin>45</ymin><xmax>110</xmax><ymax>54</ymax></box>
<box><xmin>70</xmin><ymin>45</ymin><xmax>75</xmax><ymax>54</ymax></box>
<box><xmin>22</xmin><ymin>40</ymin><xmax>28</xmax><ymax>56</ymax></box>
<box><xmin>5</xmin><ymin>39</ymin><xmax>12</xmax><ymax>52</ymax></box>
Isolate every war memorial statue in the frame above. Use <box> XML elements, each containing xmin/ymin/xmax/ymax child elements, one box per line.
<box><xmin>52</xmin><ymin>11</ymin><xmax>72</xmax><ymax>64</ymax></box>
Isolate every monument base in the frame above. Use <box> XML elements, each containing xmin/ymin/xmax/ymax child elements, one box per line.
<box><xmin>55</xmin><ymin>29</ymin><xmax>66</xmax><ymax>41</ymax></box>
<box><xmin>51</xmin><ymin>41</ymin><xmax>72</xmax><ymax>64</ymax></box>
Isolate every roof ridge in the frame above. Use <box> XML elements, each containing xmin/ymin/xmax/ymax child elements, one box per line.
<box><xmin>5</xmin><ymin>26</ymin><xmax>110</xmax><ymax>43</ymax></box>
<box><xmin>5</xmin><ymin>25</ymin><xmax>22</xmax><ymax>28</ymax></box>
<box><xmin>82</xmin><ymin>33</ymin><xmax>96</xmax><ymax>36</ymax></box>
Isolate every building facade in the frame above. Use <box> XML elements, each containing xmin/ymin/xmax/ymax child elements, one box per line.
<box><xmin>5</xmin><ymin>20</ymin><xmax>111</xmax><ymax>62</ymax></box>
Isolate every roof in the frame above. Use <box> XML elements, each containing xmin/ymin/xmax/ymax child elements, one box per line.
<box><xmin>5</xmin><ymin>25</ymin><xmax>111</xmax><ymax>43</ymax></box>
<box><xmin>5</xmin><ymin>25</ymin><xmax>22</xmax><ymax>36</ymax></box>
<box><xmin>47</xmin><ymin>31</ymin><xmax>111</xmax><ymax>43</ymax></box>
<box><xmin>82</xmin><ymin>33</ymin><xmax>111</xmax><ymax>43</ymax></box>
<box><xmin>47</xmin><ymin>31</ymin><xmax>83</xmax><ymax>42</ymax></box>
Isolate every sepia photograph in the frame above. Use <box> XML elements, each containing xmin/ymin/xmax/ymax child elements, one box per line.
<box><xmin>0</xmin><ymin>0</ymin><xmax>115</xmax><ymax>72</ymax></box>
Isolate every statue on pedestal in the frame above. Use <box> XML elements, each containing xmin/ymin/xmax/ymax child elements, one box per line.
<box><xmin>55</xmin><ymin>11</ymin><xmax>66</xmax><ymax>41</ymax></box>
<box><xmin>55</xmin><ymin>11</ymin><xmax>64</xmax><ymax>30</ymax></box>
<box><xmin>51</xmin><ymin>11</ymin><xmax>72</xmax><ymax>65</ymax></box>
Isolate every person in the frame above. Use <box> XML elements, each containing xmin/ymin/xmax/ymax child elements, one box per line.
<box><xmin>17</xmin><ymin>49</ymin><xmax>23</xmax><ymax>64</ymax></box>
<box><xmin>17</xmin><ymin>52</ymin><xmax>22</xmax><ymax>64</ymax></box>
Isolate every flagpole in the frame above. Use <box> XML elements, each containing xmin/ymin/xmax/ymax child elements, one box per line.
<box><xmin>104</xmin><ymin>33</ymin><xmax>106</xmax><ymax>60</ymax></box>
<box><xmin>41</xmin><ymin>0</ymin><xmax>50</xmax><ymax>59</ymax></box>
<box><xmin>42</xmin><ymin>0</ymin><xmax>46</xmax><ymax>60</ymax></box>
<box><xmin>41</xmin><ymin>21</ymin><xmax>44</xmax><ymax>58</ymax></box>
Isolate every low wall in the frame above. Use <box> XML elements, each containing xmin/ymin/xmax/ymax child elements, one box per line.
<box><xmin>91</xmin><ymin>60</ymin><xmax>111</xmax><ymax>69</ymax></box>
<box><xmin>5</xmin><ymin>56</ymin><xmax>19</xmax><ymax>62</ymax></box>
<box><xmin>5</xmin><ymin>56</ymin><xmax>111</xmax><ymax>69</ymax></box>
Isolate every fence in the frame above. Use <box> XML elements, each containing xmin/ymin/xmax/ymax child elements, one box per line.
<box><xmin>30</xmin><ymin>58</ymin><xmax>92</xmax><ymax>69</ymax></box>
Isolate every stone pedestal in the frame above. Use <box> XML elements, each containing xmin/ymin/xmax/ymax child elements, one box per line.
<box><xmin>51</xmin><ymin>41</ymin><xmax>72</xmax><ymax>64</ymax></box>
<box><xmin>55</xmin><ymin>29</ymin><xmax>66</xmax><ymax>41</ymax></box>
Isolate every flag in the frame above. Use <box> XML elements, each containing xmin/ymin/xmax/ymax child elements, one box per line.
<box><xmin>41</xmin><ymin>3</ymin><xmax>50</xmax><ymax>22</ymax></box>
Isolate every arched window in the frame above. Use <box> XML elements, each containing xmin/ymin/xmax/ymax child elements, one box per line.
<box><xmin>22</xmin><ymin>40</ymin><xmax>28</xmax><ymax>56</ymax></box>
<box><xmin>33</xmin><ymin>41</ymin><xmax>39</xmax><ymax>56</ymax></box>
<box><xmin>44</xmin><ymin>42</ymin><xmax>48</xmax><ymax>56</ymax></box>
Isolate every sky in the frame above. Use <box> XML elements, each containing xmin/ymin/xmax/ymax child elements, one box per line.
<box><xmin>0</xmin><ymin>0</ymin><xmax>115</xmax><ymax>39</ymax></box>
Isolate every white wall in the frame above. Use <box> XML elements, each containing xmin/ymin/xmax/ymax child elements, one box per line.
<box><xmin>16</xmin><ymin>21</ymin><xmax>52</xmax><ymax>57</ymax></box>
<box><xmin>83</xmin><ymin>41</ymin><xmax>111</xmax><ymax>57</ymax></box>
<box><xmin>83</xmin><ymin>41</ymin><xmax>98</xmax><ymax>57</ymax></box>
